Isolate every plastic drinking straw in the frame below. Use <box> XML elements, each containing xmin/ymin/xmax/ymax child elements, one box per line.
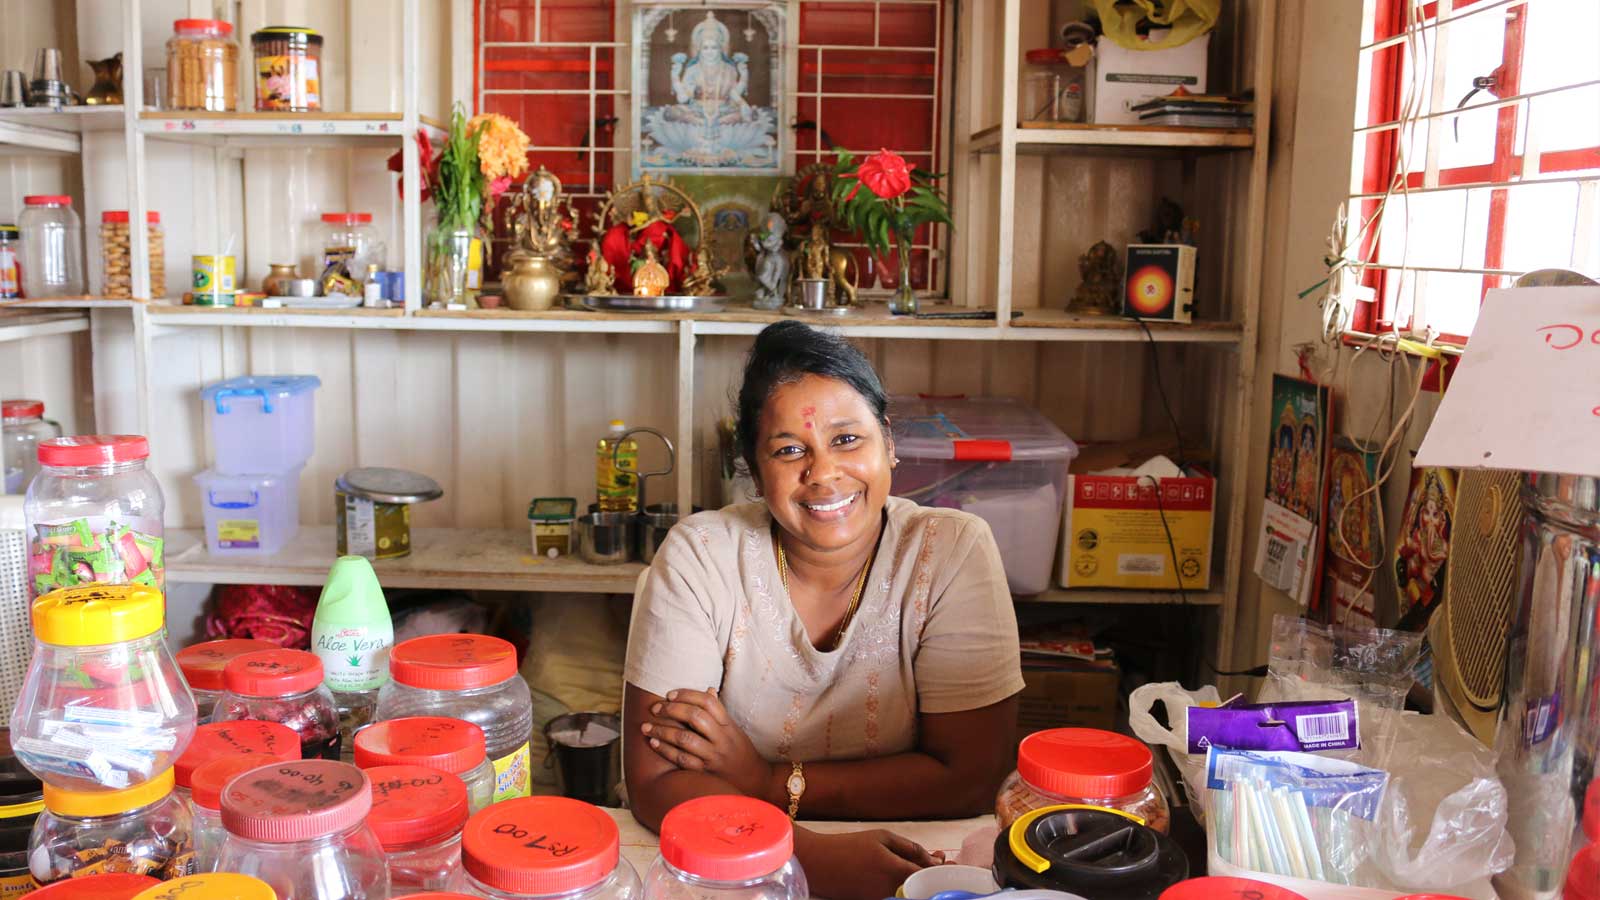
<box><xmin>1290</xmin><ymin>789</ymin><xmax>1326</xmax><ymax>882</ymax></box>
<box><xmin>1256</xmin><ymin>781</ymin><xmax>1293</xmax><ymax>875</ymax></box>
<box><xmin>1271</xmin><ymin>787</ymin><xmax>1310</xmax><ymax>878</ymax></box>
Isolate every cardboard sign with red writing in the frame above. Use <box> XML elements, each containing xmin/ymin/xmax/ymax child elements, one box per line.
<box><xmin>1417</xmin><ymin>286</ymin><xmax>1600</xmax><ymax>478</ymax></box>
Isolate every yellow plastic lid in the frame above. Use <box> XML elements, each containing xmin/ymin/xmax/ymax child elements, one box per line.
<box><xmin>254</xmin><ymin>26</ymin><xmax>322</xmax><ymax>37</ymax></box>
<box><xmin>132</xmin><ymin>873</ymin><xmax>278</xmax><ymax>900</ymax></box>
<box><xmin>31</xmin><ymin>584</ymin><xmax>165</xmax><ymax>646</ymax></box>
<box><xmin>43</xmin><ymin>768</ymin><xmax>174</xmax><ymax>818</ymax></box>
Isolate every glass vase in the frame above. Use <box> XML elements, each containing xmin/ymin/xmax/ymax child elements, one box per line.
<box><xmin>424</xmin><ymin>224</ymin><xmax>472</xmax><ymax>306</ymax></box>
<box><xmin>888</xmin><ymin>241</ymin><xmax>918</xmax><ymax>315</ymax></box>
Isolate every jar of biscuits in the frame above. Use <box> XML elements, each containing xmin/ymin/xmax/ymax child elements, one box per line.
<box><xmin>100</xmin><ymin>211</ymin><xmax>165</xmax><ymax>299</ymax></box>
<box><xmin>167</xmin><ymin>19</ymin><xmax>238</xmax><ymax>112</ymax></box>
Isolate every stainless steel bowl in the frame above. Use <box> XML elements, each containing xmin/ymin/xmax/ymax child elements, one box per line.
<box><xmin>273</xmin><ymin>278</ymin><xmax>318</xmax><ymax>298</ymax></box>
<box><xmin>578</xmin><ymin>511</ymin><xmax>635</xmax><ymax>565</ymax></box>
<box><xmin>638</xmin><ymin>503</ymin><xmax>684</xmax><ymax>564</ymax></box>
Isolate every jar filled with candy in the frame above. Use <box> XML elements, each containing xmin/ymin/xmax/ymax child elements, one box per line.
<box><xmin>24</xmin><ymin>434</ymin><xmax>165</xmax><ymax>597</ymax></box>
<box><xmin>0</xmin><ymin>740</ymin><xmax>42</xmax><ymax>895</ymax></box>
<box><xmin>366</xmin><ymin>764</ymin><xmax>469</xmax><ymax>893</ymax></box>
<box><xmin>460</xmin><ymin>796</ymin><xmax>640</xmax><ymax>900</ymax></box>
<box><xmin>375</xmin><ymin>635</ymin><xmax>533</xmax><ymax>803</ymax></box>
<box><xmin>995</xmin><ymin>728</ymin><xmax>1169</xmax><ymax>832</ymax></box>
<box><xmin>215</xmin><ymin>760</ymin><xmax>388</xmax><ymax>900</ymax></box>
<box><xmin>174</xmin><ymin>720</ymin><xmax>300</xmax><ymax>809</ymax></box>
<box><xmin>175</xmin><ymin>639</ymin><xmax>276</xmax><ymax>720</ymax></box>
<box><xmin>643</xmin><ymin>795</ymin><xmax>805</xmax><ymax>900</ymax></box>
<box><xmin>9</xmin><ymin>584</ymin><xmax>197</xmax><ymax>792</ymax></box>
<box><xmin>2</xmin><ymin>399</ymin><xmax>61</xmax><ymax>495</ymax></box>
<box><xmin>213</xmin><ymin>650</ymin><xmax>343</xmax><ymax>761</ymax></box>
<box><xmin>354</xmin><ymin>716</ymin><xmax>496</xmax><ymax>813</ymax></box>
<box><xmin>29</xmin><ymin>769</ymin><xmax>196</xmax><ymax>886</ymax></box>
<box><xmin>188</xmin><ymin>755</ymin><xmax>269</xmax><ymax>873</ymax></box>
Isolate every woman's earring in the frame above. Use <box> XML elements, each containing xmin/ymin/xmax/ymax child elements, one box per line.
<box><xmin>891</xmin><ymin>455</ymin><xmax>900</xmax><ymax>467</ymax></box>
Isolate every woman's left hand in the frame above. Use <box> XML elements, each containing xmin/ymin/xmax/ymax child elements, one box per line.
<box><xmin>643</xmin><ymin>689</ymin><xmax>775</xmax><ymax>801</ymax></box>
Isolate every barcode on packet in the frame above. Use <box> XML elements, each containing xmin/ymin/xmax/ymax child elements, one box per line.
<box><xmin>1295</xmin><ymin>711</ymin><xmax>1350</xmax><ymax>744</ymax></box>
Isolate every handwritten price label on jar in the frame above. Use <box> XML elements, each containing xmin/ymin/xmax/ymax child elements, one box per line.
<box><xmin>492</xmin><ymin>822</ymin><xmax>581</xmax><ymax>857</ymax></box>
<box><xmin>1417</xmin><ymin>286</ymin><xmax>1600</xmax><ymax>477</ymax></box>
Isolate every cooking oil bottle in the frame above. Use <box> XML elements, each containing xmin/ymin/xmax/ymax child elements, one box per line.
<box><xmin>596</xmin><ymin>419</ymin><xmax>639</xmax><ymax>512</ymax></box>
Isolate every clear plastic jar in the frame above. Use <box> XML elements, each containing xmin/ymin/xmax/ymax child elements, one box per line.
<box><xmin>174</xmin><ymin>720</ymin><xmax>300</xmax><ymax>810</ymax></box>
<box><xmin>18</xmin><ymin>195</ymin><xmax>84</xmax><ymax>298</ymax></box>
<box><xmin>24</xmin><ymin>434</ymin><xmax>165</xmax><ymax>597</ymax></box>
<box><xmin>175</xmin><ymin>639</ymin><xmax>277</xmax><ymax>720</ymax></box>
<box><xmin>2</xmin><ymin>398</ymin><xmax>61</xmax><ymax>495</ymax></box>
<box><xmin>643</xmin><ymin>796</ymin><xmax>805</xmax><ymax>900</ymax></box>
<box><xmin>996</xmin><ymin>728</ymin><xmax>1169</xmax><ymax>833</ymax></box>
<box><xmin>376</xmin><ymin>635</ymin><xmax>533</xmax><ymax>804</ymax></box>
<box><xmin>100</xmin><ymin>210</ymin><xmax>165</xmax><ymax>300</ymax></box>
<box><xmin>366</xmin><ymin>764</ymin><xmax>469</xmax><ymax>893</ymax></box>
<box><xmin>354</xmin><ymin>716</ymin><xmax>496</xmax><ymax>813</ymax></box>
<box><xmin>187</xmin><ymin>754</ymin><xmax>272</xmax><ymax>873</ymax></box>
<box><xmin>0</xmin><ymin>224</ymin><xmax>21</xmax><ymax>299</ymax></box>
<box><xmin>0</xmin><ymin>741</ymin><xmax>42</xmax><ymax>897</ymax></box>
<box><xmin>319</xmin><ymin>213</ymin><xmax>385</xmax><ymax>280</ymax></box>
<box><xmin>216</xmin><ymin>760</ymin><xmax>389</xmax><ymax>900</ymax></box>
<box><xmin>131</xmin><ymin>872</ymin><xmax>278</xmax><ymax>900</ymax></box>
<box><xmin>460</xmin><ymin>796</ymin><xmax>638</xmax><ymax>900</ymax></box>
<box><xmin>9</xmin><ymin>584</ymin><xmax>197</xmax><ymax>793</ymax></box>
<box><xmin>214</xmin><ymin>650</ymin><xmax>343</xmax><ymax>761</ymax></box>
<box><xmin>166</xmin><ymin>19</ymin><xmax>238</xmax><ymax>112</ymax></box>
<box><xmin>252</xmin><ymin>27</ymin><xmax>323</xmax><ymax>112</ymax></box>
<box><xmin>29</xmin><ymin>873</ymin><xmax>160</xmax><ymax>898</ymax></box>
<box><xmin>28</xmin><ymin>769</ymin><xmax>197</xmax><ymax>885</ymax></box>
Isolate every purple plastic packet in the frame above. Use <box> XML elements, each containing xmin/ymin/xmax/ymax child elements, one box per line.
<box><xmin>1186</xmin><ymin>698</ymin><xmax>1359</xmax><ymax>753</ymax></box>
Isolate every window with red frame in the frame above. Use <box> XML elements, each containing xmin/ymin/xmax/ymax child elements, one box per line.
<box><xmin>474</xmin><ymin>0</ymin><xmax>950</xmax><ymax>295</ymax></box>
<box><xmin>1348</xmin><ymin>0</ymin><xmax>1600</xmax><ymax>342</ymax></box>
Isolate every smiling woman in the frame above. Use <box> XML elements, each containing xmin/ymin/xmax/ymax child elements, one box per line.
<box><xmin>622</xmin><ymin>321</ymin><xmax>1023</xmax><ymax>900</ymax></box>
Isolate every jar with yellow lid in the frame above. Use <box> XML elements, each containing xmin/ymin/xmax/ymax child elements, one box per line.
<box><xmin>0</xmin><ymin>733</ymin><xmax>43</xmax><ymax>896</ymax></box>
<box><xmin>27</xmin><ymin>768</ymin><xmax>197</xmax><ymax>886</ymax></box>
<box><xmin>8</xmin><ymin>584</ymin><xmax>198</xmax><ymax>793</ymax></box>
<box><xmin>131</xmin><ymin>872</ymin><xmax>278</xmax><ymax>900</ymax></box>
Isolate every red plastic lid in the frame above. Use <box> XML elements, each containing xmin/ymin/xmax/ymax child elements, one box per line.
<box><xmin>175</xmin><ymin>720</ymin><xmax>300</xmax><ymax>787</ymax></box>
<box><xmin>1162</xmin><ymin>878</ymin><xmax>1309</xmax><ymax>900</ymax></box>
<box><xmin>23</xmin><ymin>195</ymin><xmax>71</xmax><ymax>206</ymax></box>
<box><xmin>462</xmin><ymin>796</ymin><xmax>620</xmax><ymax>894</ymax></box>
<box><xmin>174</xmin><ymin>18</ymin><xmax>233</xmax><ymax>36</ymax></box>
<box><xmin>191</xmin><ymin>754</ymin><xmax>273</xmax><ymax>812</ymax></box>
<box><xmin>102</xmin><ymin>210</ymin><xmax>161</xmax><ymax>224</ymax></box>
<box><xmin>1026</xmin><ymin>48</ymin><xmax>1071</xmax><ymax>65</ymax></box>
<box><xmin>178</xmin><ymin>638</ymin><xmax>278</xmax><ymax>692</ymax></box>
<box><xmin>1587</xmin><ymin>780</ymin><xmax>1600</xmax><ymax>843</ymax></box>
<box><xmin>354</xmin><ymin>716</ymin><xmax>487</xmax><ymax>774</ymax></box>
<box><xmin>405</xmin><ymin>895</ymin><xmax>477</xmax><ymax>900</ymax></box>
<box><xmin>30</xmin><ymin>874</ymin><xmax>161</xmax><ymax>899</ymax></box>
<box><xmin>389</xmin><ymin>634</ymin><xmax>519</xmax><ymax>691</ymax></box>
<box><xmin>1570</xmin><ymin>845</ymin><xmax>1600</xmax><ymax>900</ymax></box>
<box><xmin>1017</xmin><ymin>728</ymin><xmax>1154</xmax><ymax>799</ymax></box>
<box><xmin>221</xmin><ymin>760</ymin><xmax>371</xmax><ymax>843</ymax></box>
<box><xmin>223</xmin><ymin>648</ymin><xmax>324</xmax><ymax>697</ymax></box>
<box><xmin>321</xmin><ymin>212</ymin><xmax>373</xmax><ymax>225</ymax></box>
<box><xmin>365</xmin><ymin>764</ymin><xmax>469</xmax><ymax>849</ymax></box>
<box><xmin>659</xmin><ymin>795</ymin><xmax>793</xmax><ymax>883</ymax></box>
<box><xmin>2</xmin><ymin>399</ymin><xmax>44</xmax><ymax>419</ymax></box>
<box><xmin>1393</xmin><ymin>896</ymin><xmax>1474</xmax><ymax>900</ymax></box>
<box><xmin>37</xmin><ymin>434</ymin><xmax>150</xmax><ymax>467</ymax></box>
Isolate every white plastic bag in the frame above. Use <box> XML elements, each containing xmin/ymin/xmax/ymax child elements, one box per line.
<box><xmin>1128</xmin><ymin>681</ymin><xmax>1221</xmax><ymax>812</ymax></box>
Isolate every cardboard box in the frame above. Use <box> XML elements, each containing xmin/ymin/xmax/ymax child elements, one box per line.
<box><xmin>1060</xmin><ymin>471</ymin><xmax>1216</xmax><ymax>589</ymax></box>
<box><xmin>1015</xmin><ymin>663</ymin><xmax>1121</xmax><ymax>745</ymax></box>
<box><xmin>1088</xmin><ymin>33</ymin><xmax>1209</xmax><ymax>125</ymax></box>
<box><xmin>1123</xmin><ymin>244</ymin><xmax>1196</xmax><ymax>323</ymax></box>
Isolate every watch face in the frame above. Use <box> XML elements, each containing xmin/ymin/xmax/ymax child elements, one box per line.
<box><xmin>787</xmin><ymin>773</ymin><xmax>805</xmax><ymax>794</ymax></box>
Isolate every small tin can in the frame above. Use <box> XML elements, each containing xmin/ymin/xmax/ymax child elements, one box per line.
<box><xmin>528</xmin><ymin>497</ymin><xmax>577</xmax><ymax>559</ymax></box>
<box><xmin>335</xmin><ymin>467</ymin><xmax>443</xmax><ymax>560</ymax></box>
<box><xmin>192</xmin><ymin>254</ymin><xmax>236</xmax><ymax>302</ymax></box>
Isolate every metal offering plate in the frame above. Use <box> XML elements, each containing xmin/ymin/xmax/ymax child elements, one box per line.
<box><xmin>781</xmin><ymin>305</ymin><xmax>855</xmax><ymax>318</ymax></box>
<box><xmin>571</xmin><ymin>293</ymin><xmax>729</xmax><ymax>314</ymax></box>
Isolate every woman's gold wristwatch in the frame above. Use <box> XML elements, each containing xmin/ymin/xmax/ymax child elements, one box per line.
<box><xmin>785</xmin><ymin>762</ymin><xmax>806</xmax><ymax>819</ymax></box>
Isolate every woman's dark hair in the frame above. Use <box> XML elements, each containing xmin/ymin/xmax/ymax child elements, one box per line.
<box><xmin>736</xmin><ymin>321</ymin><xmax>888</xmax><ymax>474</ymax></box>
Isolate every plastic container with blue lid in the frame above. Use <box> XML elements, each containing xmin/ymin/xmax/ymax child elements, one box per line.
<box><xmin>193</xmin><ymin>467</ymin><xmax>303</xmax><ymax>556</ymax></box>
<box><xmin>200</xmin><ymin>375</ymin><xmax>321</xmax><ymax>475</ymax></box>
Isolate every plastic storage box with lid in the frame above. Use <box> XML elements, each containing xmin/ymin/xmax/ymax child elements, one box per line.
<box><xmin>28</xmin><ymin>768</ymin><xmax>197</xmax><ymax>884</ymax></box>
<box><xmin>355</xmin><ymin>716</ymin><xmax>496</xmax><ymax>812</ymax></box>
<box><xmin>461</xmin><ymin>796</ymin><xmax>639</xmax><ymax>899</ymax></box>
<box><xmin>175</xmin><ymin>638</ymin><xmax>276</xmax><ymax>719</ymax></box>
<box><xmin>644</xmin><ymin>795</ymin><xmax>806</xmax><ymax>900</ymax></box>
<box><xmin>188</xmin><ymin>754</ymin><xmax>274</xmax><ymax>872</ymax></box>
<box><xmin>365</xmin><ymin>764</ymin><xmax>469</xmax><ymax>893</ymax></box>
<box><xmin>201</xmin><ymin>376</ymin><xmax>321</xmax><ymax>475</ymax></box>
<box><xmin>215</xmin><ymin>760</ymin><xmax>388</xmax><ymax>900</ymax></box>
<box><xmin>996</xmin><ymin>728</ymin><xmax>1169</xmax><ymax>833</ymax></box>
<box><xmin>173</xmin><ymin>720</ymin><xmax>300</xmax><ymax>807</ymax></box>
<box><xmin>9</xmin><ymin>584</ymin><xmax>197</xmax><ymax>792</ymax></box>
<box><xmin>193</xmin><ymin>467</ymin><xmax>303</xmax><ymax>556</ymax></box>
<box><xmin>374</xmin><ymin>634</ymin><xmax>533</xmax><ymax>803</ymax></box>
<box><xmin>213</xmin><ymin>649</ymin><xmax>343</xmax><ymax>761</ymax></box>
<box><xmin>888</xmin><ymin>396</ymin><xmax>1078</xmax><ymax>594</ymax></box>
<box><xmin>25</xmin><ymin>434</ymin><xmax>165</xmax><ymax>596</ymax></box>
<box><xmin>2</xmin><ymin>399</ymin><xmax>61</xmax><ymax>495</ymax></box>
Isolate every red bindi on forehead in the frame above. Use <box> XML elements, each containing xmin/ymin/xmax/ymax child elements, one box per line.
<box><xmin>801</xmin><ymin>405</ymin><xmax>816</xmax><ymax>428</ymax></box>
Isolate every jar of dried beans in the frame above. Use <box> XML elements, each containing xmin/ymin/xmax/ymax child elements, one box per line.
<box><xmin>100</xmin><ymin>211</ymin><xmax>164</xmax><ymax>299</ymax></box>
<box><xmin>251</xmin><ymin>27</ymin><xmax>322</xmax><ymax>112</ymax></box>
<box><xmin>166</xmin><ymin>19</ymin><xmax>238</xmax><ymax>112</ymax></box>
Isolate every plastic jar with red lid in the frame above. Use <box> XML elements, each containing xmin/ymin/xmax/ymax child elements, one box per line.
<box><xmin>318</xmin><ymin>212</ymin><xmax>385</xmax><ymax>279</ymax></box>
<box><xmin>166</xmin><ymin>18</ymin><xmax>238</xmax><ymax>111</ymax></box>
<box><xmin>29</xmin><ymin>872</ymin><xmax>161</xmax><ymax>899</ymax></box>
<box><xmin>174</xmin><ymin>720</ymin><xmax>300</xmax><ymax>808</ymax></box>
<box><xmin>188</xmin><ymin>754</ymin><xmax>272</xmax><ymax>873</ymax></box>
<box><xmin>366</xmin><ymin>764</ymin><xmax>470</xmax><ymax>893</ymax></box>
<box><xmin>176</xmin><ymin>639</ymin><xmax>278</xmax><ymax>719</ymax></box>
<box><xmin>2</xmin><ymin>398</ymin><xmax>61</xmax><ymax>494</ymax></box>
<box><xmin>643</xmin><ymin>795</ymin><xmax>805</xmax><ymax>900</ymax></box>
<box><xmin>375</xmin><ymin>635</ymin><xmax>533</xmax><ymax>803</ymax></box>
<box><xmin>24</xmin><ymin>434</ymin><xmax>165</xmax><ymax>597</ymax></box>
<box><xmin>213</xmin><ymin>650</ymin><xmax>343</xmax><ymax>760</ymax></box>
<box><xmin>215</xmin><ymin>760</ymin><xmax>388</xmax><ymax>899</ymax></box>
<box><xmin>355</xmin><ymin>716</ymin><xmax>496</xmax><ymax>812</ymax></box>
<box><xmin>18</xmin><ymin>195</ymin><xmax>83</xmax><ymax>298</ymax></box>
<box><xmin>460</xmin><ymin>796</ymin><xmax>638</xmax><ymax>899</ymax></box>
<box><xmin>996</xmin><ymin>728</ymin><xmax>1169</xmax><ymax>833</ymax></box>
<box><xmin>1161</xmin><ymin>877</ymin><xmax>1308</xmax><ymax>900</ymax></box>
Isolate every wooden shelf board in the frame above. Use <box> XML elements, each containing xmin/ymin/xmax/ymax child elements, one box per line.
<box><xmin>0</xmin><ymin>296</ymin><xmax>140</xmax><ymax>310</ymax></box>
<box><xmin>139</xmin><ymin>111</ymin><xmax>413</xmax><ymax>143</ymax></box>
<box><xmin>1019</xmin><ymin>587</ymin><xmax>1225</xmax><ymax>605</ymax></box>
<box><xmin>0</xmin><ymin>106</ymin><xmax>125</xmax><ymax>154</ymax></box>
<box><xmin>1010</xmin><ymin>309</ymin><xmax>1245</xmax><ymax>343</ymax></box>
<box><xmin>166</xmin><ymin>526</ymin><xmax>645</xmax><ymax>594</ymax></box>
<box><xmin>0</xmin><ymin>309</ymin><xmax>89</xmax><ymax>343</ymax></box>
<box><xmin>970</xmin><ymin>123</ymin><xmax>1253</xmax><ymax>154</ymax></box>
<box><xmin>145</xmin><ymin>302</ymin><xmax>405</xmax><ymax>327</ymax></box>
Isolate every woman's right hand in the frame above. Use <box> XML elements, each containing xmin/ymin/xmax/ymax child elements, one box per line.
<box><xmin>796</xmin><ymin>828</ymin><xmax>941</xmax><ymax>900</ymax></box>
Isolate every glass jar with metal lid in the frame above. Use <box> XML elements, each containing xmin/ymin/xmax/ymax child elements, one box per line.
<box><xmin>251</xmin><ymin>27</ymin><xmax>323</xmax><ymax>111</ymax></box>
<box><xmin>335</xmin><ymin>467</ymin><xmax>444</xmax><ymax>560</ymax></box>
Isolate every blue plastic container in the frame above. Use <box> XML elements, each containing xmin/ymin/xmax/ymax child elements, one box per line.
<box><xmin>201</xmin><ymin>375</ymin><xmax>321</xmax><ymax>474</ymax></box>
<box><xmin>194</xmin><ymin>467</ymin><xmax>303</xmax><ymax>555</ymax></box>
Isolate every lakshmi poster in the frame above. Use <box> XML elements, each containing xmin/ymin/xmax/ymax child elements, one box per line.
<box><xmin>632</xmin><ymin>4</ymin><xmax>788</xmax><ymax>175</ymax></box>
<box><xmin>1321</xmin><ymin>436</ymin><xmax>1381</xmax><ymax>627</ymax></box>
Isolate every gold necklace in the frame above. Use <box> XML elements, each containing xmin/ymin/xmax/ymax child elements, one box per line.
<box><xmin>777</xmin><ymin>536</ymin><xmax>872</xmax><ymax>652</ymax></box>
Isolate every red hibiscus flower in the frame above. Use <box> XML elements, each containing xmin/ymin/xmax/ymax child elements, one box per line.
<box><xmin>387</xmin><ymin>131</ymin><xmax>436</xmax><ymax>203</ymax></box>
<box><xmin>852</xmin><ymin>149</ymin><xmax>913</xmax><ymax>200</ymax></box>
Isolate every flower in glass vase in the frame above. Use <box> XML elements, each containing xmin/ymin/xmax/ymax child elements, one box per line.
<box><xmin>831</xmin><ymin>148</ymin><xmax>951</xmax><ymax>314</ymax></box>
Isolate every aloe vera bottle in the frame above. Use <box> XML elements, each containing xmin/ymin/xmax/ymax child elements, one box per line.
<box><xmin>312</xmin><ymin>555</ymin><xmax>394</xmax><ymax>759</ymax></box>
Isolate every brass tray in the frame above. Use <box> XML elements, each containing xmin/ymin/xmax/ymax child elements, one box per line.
<box><xmin>569</xmin><ymin>293</ymin><xmax>728</xmax><ymax>314</ymax></box>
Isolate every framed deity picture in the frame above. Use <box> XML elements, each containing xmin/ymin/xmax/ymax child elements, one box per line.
<box><xmin>631</xmin><ymin>3</ymin><xmax>788</xmax><ymax>176</ymax></box>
